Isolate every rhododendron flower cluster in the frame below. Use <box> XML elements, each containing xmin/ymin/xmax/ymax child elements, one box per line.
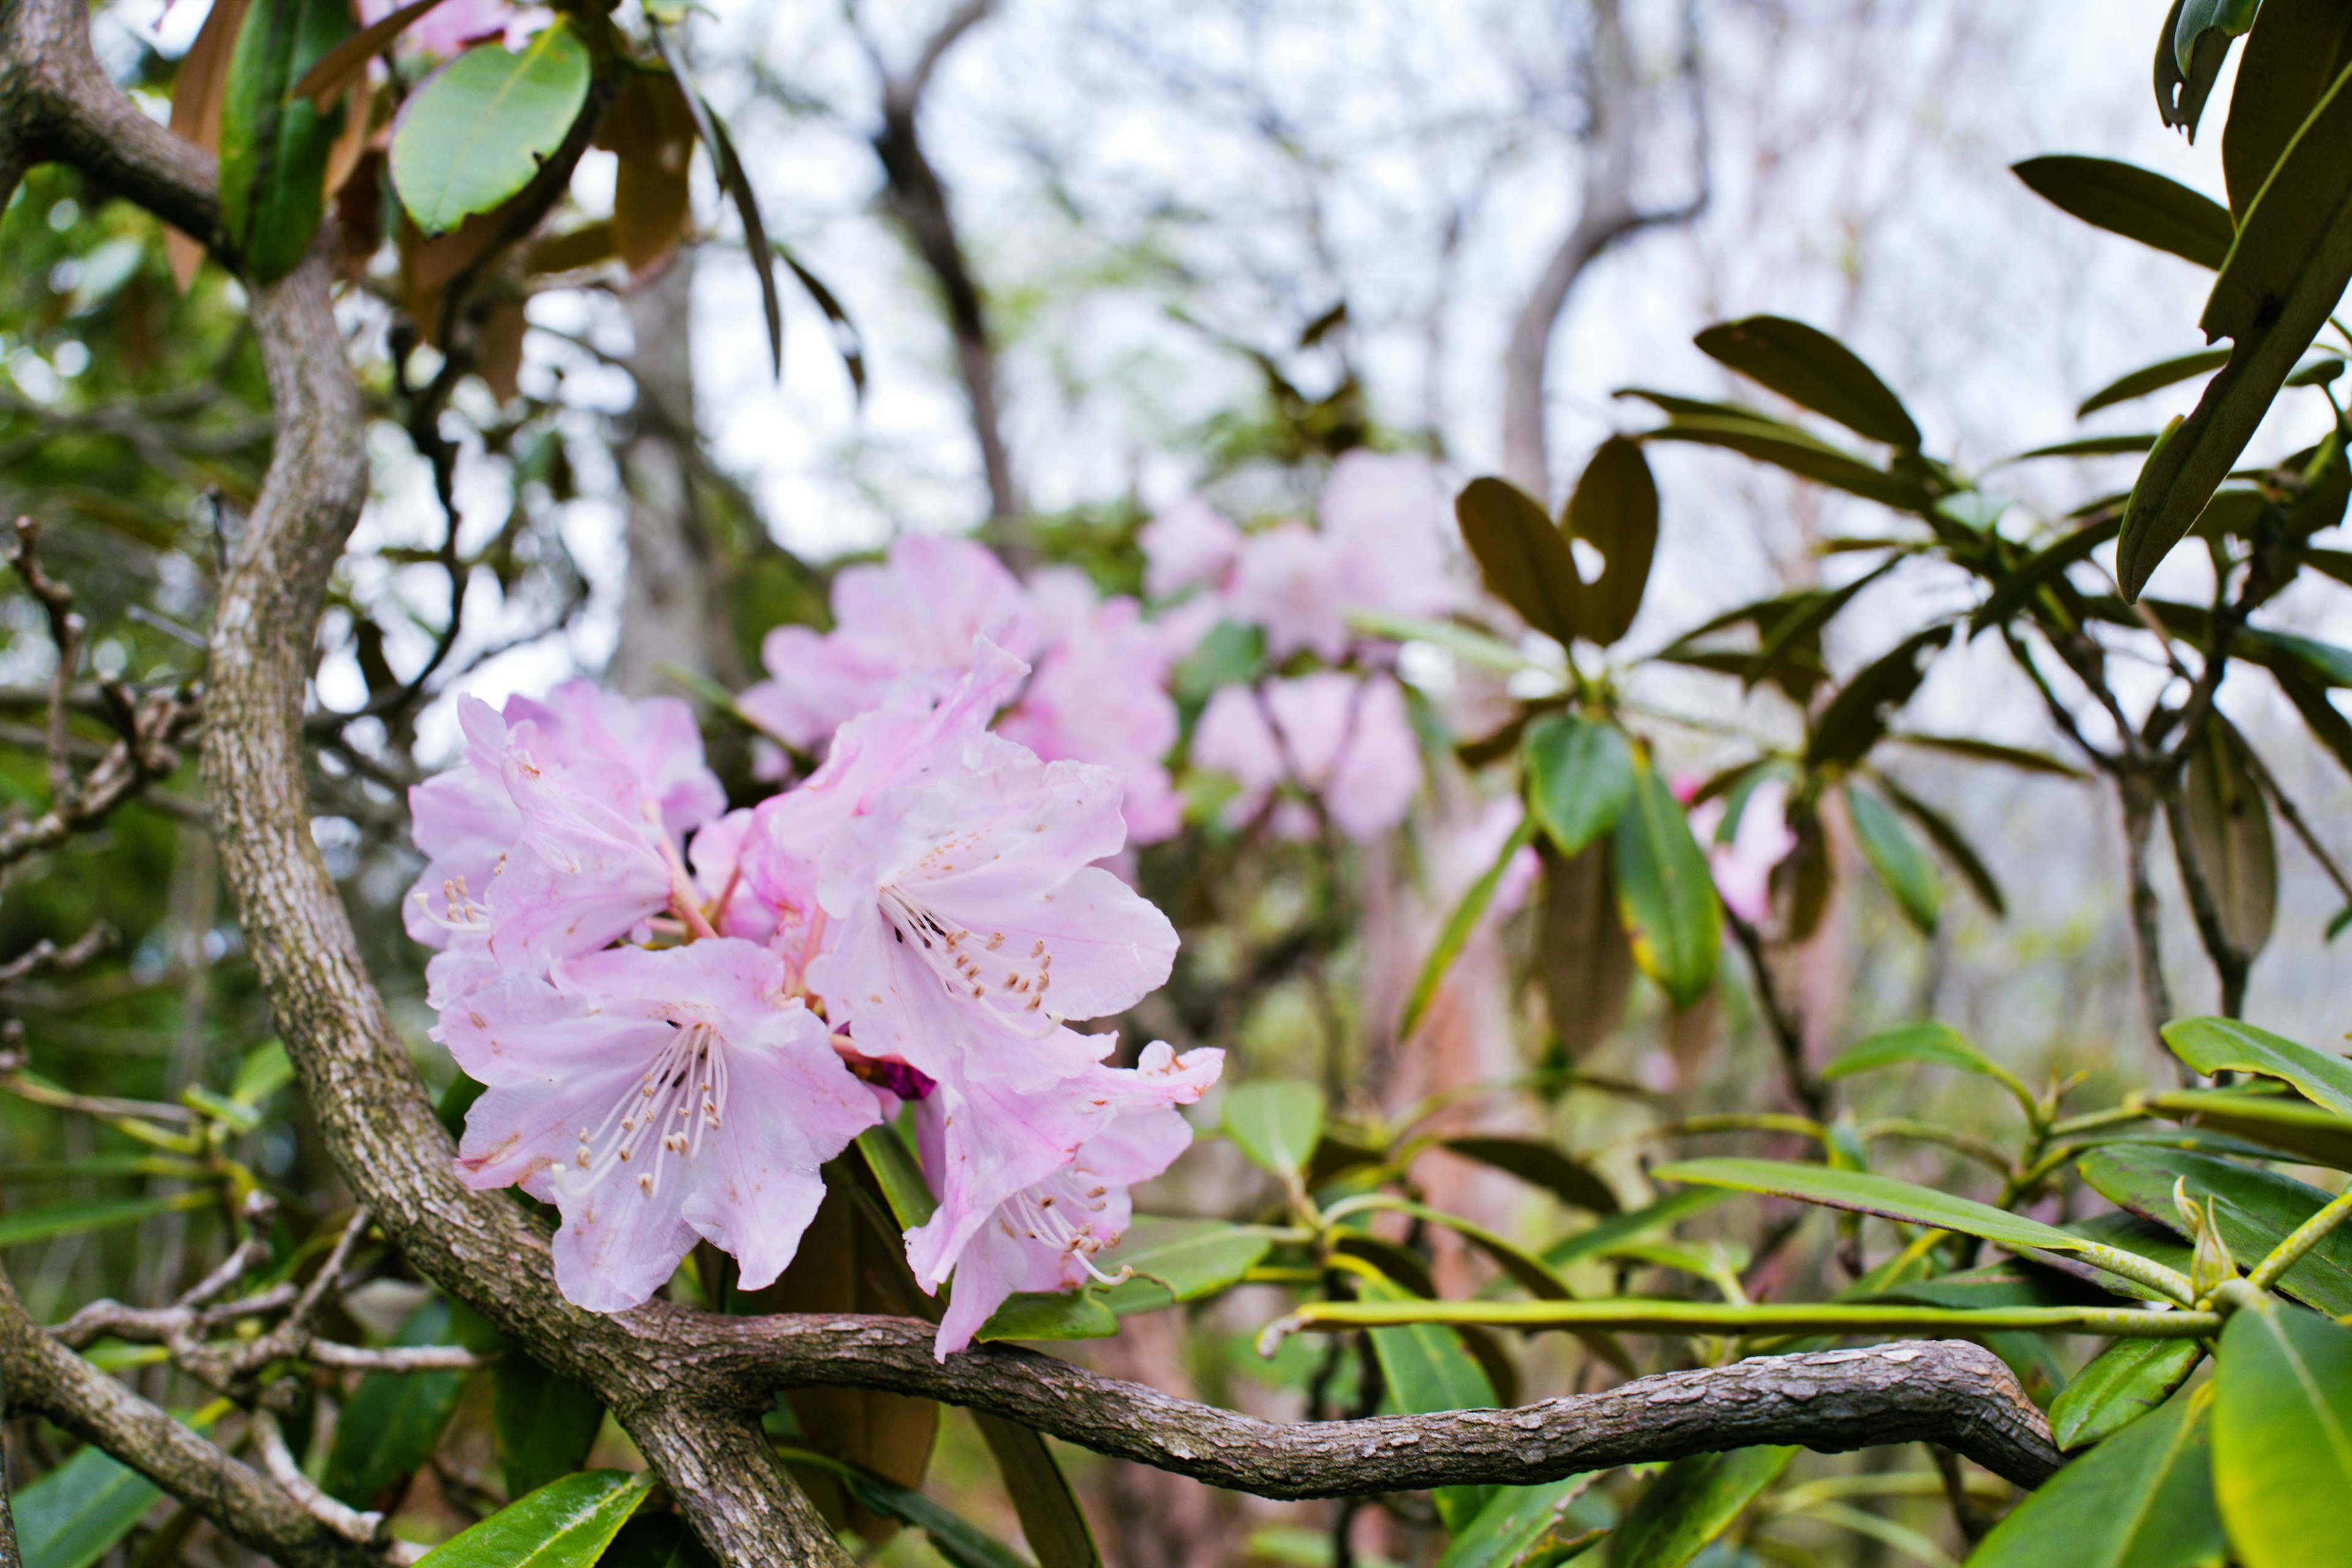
<box><xmin>412</xmin><ymin>654</ymin><xmax>1219</xmax><ymax>1354</ymax></box>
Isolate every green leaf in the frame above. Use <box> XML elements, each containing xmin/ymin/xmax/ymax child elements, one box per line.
<box><xmin>772</xmin><ymin>1445</ymin><xmax>1031</xmax><ymax>1568</ymax></box>
<box><xmin>973</xmin><ymin>1414</ymin><xmax>1102</xmax><ymax>1568</ymax></box>
<box><xmin>2216</xmin><ymin>1303</ymin><xmax>2352</xmax><ymax>1568</ymax></box>
<box><xmin>1544</xmin><ymin>1190</ymin><xmax>1724</xmax><ymax>1270</ymax></box>
<box><xmin>1222</xmin><ymin>1080</ymin><xmax>1327</xmax><ymax>1180</ymax></box>
<box><xmin>2144</xmin><ymin>1089</ymin><xmax>2352</xmax><ymax>1169</ymax></box>
<box><xmin>2006</xmin><ymin>432</ymin><xmax>2165</xmax><ymax>461</ymax></box>
<box><xmin>1638</xmin><ymin>415</ymin><xmax>1932</xmax><ymax>512</ymax></box>
<box><xmin>2011</xmin><ymin>156</ymin><xmax>2233</xmax><ymax>268</ymax></box>
<box><xmin>1694</xmin><ymin>316</ymin><xmax>1921</xmax><ymax>448</ymax></box>
<box><xmin>1095</xmin><ymin>1218</ymin><xmax>1273</xmax><ymax>1314</ymax></box>
<box><xmin>1871</xmin><ymin>772</ymin><xmax>2010</xmax><ymax>918</ymax></box>
<box><xmin>0</xmin><ymin>1191</ymin><xmax>211</xmax><ymax>1250</ymax></box>
<box><xmin>1969</xmin><ymin>514</ymin><xmax>2120</xmax><ymax>633</ymax></box>
<box><xmin>1611</xmin><ymin>755</ymin><xmax>1720</xmax><ymax>1008</ymax></box>
<box><xmin>494</xmin><ymin>1351</ymin><xmax>607</xmax><ymax>1499</ymax></box>
<box><xmin>1456</xmin><ymin>477</ymin><xmax>1586</xmax><ymax>646</ymax></box>
<box><xmin>1563</xmin><ymin>435</ymin><xmax>1661</xmax><ymax>643</ymax></box>
<box><xmin>601</xmin><ymin>1517</ymin><xmax>718</xmax><ymax>1568</ymax></box>
<box><xmin>1434</xmin><ymin>1475</ymin><xmax>1597</xmax><ymax>1568</ymax></box>
<box><xmin>976</xmin><ymin>1288</ymin><xmax>1118</xmax><ymax>1343</ymax></box>
<box><xmin>2168</xmin><ymin>718</ymin><xmax>2278</xmax><ymax>960</ymax></box>
<box><xmin>1804</xmin><ymin>626</ymin><xmax>1954</xmax><ymax>770</ymax></box>
<box><xmin>1171</xmin><ymin>619</ymin><xmax>1264</xmax><ymax>706</ymax></box>
<box><xmin>390</xmin><ymin>24</ymin><xmax>592</xmax><ymax>236</ymax></box>
<box><xmin>855</xmin><ymin>1124</ymin><xmax>938</xmax><ymax>1229</ymax></box>
<box><xmin>2156</xmin><ymin>0</ymin><xmax>2235</xmax><ymax>136</ymax></box>
<box><xmin>2119</xmin><ymin>61</ymin><xmax>2352</xmax><ymax>598</ymax></box>
<box><xmin>1401</xmin><ymin>814</ymin><xmax>1541</xmax><ymax>1040</ymax></box>
<box><xmin>1523</xmin><ymin>714</ymin><xmax>1636</xmax><ymax>857</ymax></box>
<box><xmin>413</xmin><ymin>1470</ymin><xmax>652</xmax><ymax>1568</ymax></box>
<box><xmin>1967</xmin><ymin>1386</ymin><xmax>2222</xmax><ymax>1568</ymax></box>
<box><xmin>2160</xmin><ymin>1017</ymin><xmax>2352</xmax><ymax>1114</ymax></box>
<box><xmin>325</xmin><ymin>1297</ymin><xmax>470</xmax><ymax>1508</ymax></box>
<box><xmin>1441</xmin><ymin>1136</ymin><xmax>1620</xmax><ymax>1216</ymax></box>
<box><xmin>1608</xmin><ymin>1446</ymin><xmax>1797</xmax><ymax>1568</ymax></box>
<box><xmin>1821</xmin><ymin>1021</ymin><xmax>1999</xmax><ymax>1080</ymax></box>
<box><xmin>219</xmin><ymin>0</ymin><xmax>354</xmax><ymax>282</ymax></box>
<box><xmin>2078</xmin><ymin>347</ymin><xmax>2236</xmax><ymax>417</ymax></box>
<box><xmin>1359</xmin><ymin>1276</ymin><xmax>1499</xmax><ymax>1532</ymax></box>
<box><xmin>2051</xmin><ymin>1338</ymin><xmax>2206</xmax><ymax>1452</ymax></box>
<box><xmin>1653</xmin><ymin>1156</ymin><xmax>2089</xmax><ymax>1256</ymax></box>
<box><xmin>2078</xmin><ymin>1145</ymin><xmax>2352</xmax><ymax>1314</ymax></box>
<box><xmin>14</xmin><ymin>1444</ymin><xmax>162</xmax><ymax>1568</ymax></box>
<box><xmin>1845</xmin><ymin>782</ymin><xmax>1941</xmax><ymax>934</ymax></box>
<box><xmin>2219</xmin><ymin>0</ymin><xmax>2352</xmax><ymax>221</ymax></box>
<box><xmin>231</xmin><ymin>1040</ymin><xmax>295</xmax><ymax>1104</ymax></box>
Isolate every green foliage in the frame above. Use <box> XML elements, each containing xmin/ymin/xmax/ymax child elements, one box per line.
<box><xmin>2212</xmin><ymin>1303</ymin><xmax>2352</xmax><ymax>1567</ymax></box>
<box><xmin>325</xmin><ymin>1297</ymin><xmax>471</xmax><ymax>1509</ymax></box>
<box><xmin>412</xmin><ymin>1470</ymin><xmax>652</xmax><ymax>1568</ymax></box>
<box><xmin>1222</xmin><ymin>1079</ymin><xmax>1327</xmax><ymax>1180</ymax></box>
<box><xmin>1525</xmin><ymin>715</ymin><xmax>1635</xmax><ymax>857</ymax></box>
<box><xmin>1610</xmin><ymin>755</ymin><xmax>1719</xmax><ymax>1006</ymax></box>
<box><xmin>1607</xmin><ymin>1447</ymin><xmax>1795</xmax><ymax>1568</ymax></box>
<box><xmin>219</xmin><ymin>0</ymin><xmax>353</xmax><ymax>281</ymax></box>
<box><xmin>391</xmin><ymin>25</ymin><xmax>593</xmax><ymax>235</ymax></box>
<box><xmin>13</xmin><ymin>1441</ymin><xmax>165</xmax><ymax>1568</ymax></box>
<box><xmin>1967</xmin><ymin>1387</ymin><xmax>2222</xmax><ymax>1568</ymax></box>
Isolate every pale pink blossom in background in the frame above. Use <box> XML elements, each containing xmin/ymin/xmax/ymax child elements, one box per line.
<box><xmin>1139</xmin><ymin>497</ymin><xmax>1243</xmax><ymax>600</ymax></box>
<box><xmin>450</xmin><ymin>938</ymin><xmax>878</xmax><ymax>1313</ymax></box>
<box><xmin>1229</xmin><ymin>523</ymin><xmax>1349</xmax><ymax>662</ymax></box>
<box><xmin>1686</xmin><ymin>775</ymin><xmax>1797</xmax><ymax>925</ymax></box>
<box><xmin>356</xmin><ymin>0</ymin><xmax>541</xmax><ymax>59</ymax></box>
<box><xmin>1316</xmin><ymin>450</ymin><xmax>1460</xmax><ymax>625</ymax></box>
<box><xmin>995</xmin><ymin>592</ymin><xmax>1186</xmax><ymax>843</ymax></box>
<box><xmin>1191</xmin><ymin>674</ymin><xmax>1423</xmax><ymax>840</ymax></box>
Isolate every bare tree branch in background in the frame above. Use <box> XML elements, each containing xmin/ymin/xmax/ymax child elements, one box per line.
<box><xmin>1502</xmin><ymin>0</ymin><xmax>1708</xmax><ymax>499</ymax></box>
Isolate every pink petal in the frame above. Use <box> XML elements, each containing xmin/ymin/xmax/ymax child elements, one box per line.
<box><xmin>1323</xmin><ymin>673</ymin><xmax>1421</xmax><ymax>841</ymax></box>
<box><xmin>1139</xmin><ymin>497</ymin><xmax>1243</xmax><ymax>600</ymax></box>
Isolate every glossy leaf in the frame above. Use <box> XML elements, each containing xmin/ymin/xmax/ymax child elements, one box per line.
<box><xmin>976</xmin><ymin>1287</ymin><xmax>1118</xmax><ymax>1343</ymax></box>
<box><xmin>412</xmin><ymin>1470</ymin><xmax>651</xmax><ymax>1568</ymax></box>
<box><xmin>2160</xmin><ymin>1016</ymin><xmax>2352</xmax><ymax>1114</ymax></box>
<box><xmin>2049</xmin><ymin>1338</ymin><xmax>2206</xmax><ymax>1451</ymax></box>
<box><xmin>973</xmin><ymin>1413</ymin><xmax>1102</xmax><ymax>1568</ymax></box>
<box><xmin>772</xmin><ymin>1445</ymin><xmax>1029</xmax><ymax>1568</ymax></box>
<box><xmin>856</xmin><ymin>1125</ymin><xmax>938</xmax><ymax>1229</ymax></box>
<box><xmin>1223</xmin><ymin>1080</ymin><xmax>1326</xmax><ymax>1180</ymax></box>
<box><xmin>13</xmin><ymin>1442</ymin><xmax>162</xmax><ymax>1568</ymax></box>
<box><xmin>219</xmin><ymin>0</ymin><xmax>354</xmax><ymax>282</ymax></box>
<box><xmin>1095</xmin><ymin>1218</ymin><xmax>1274</xmax><ymax>1314</ymax></box>
<box><xmin>0</xmin><ymin>1190</ymin><xmax>210</xmax><ymax>1250</ymax></box>
<box><xmin>325</xmin><ymin>1297</ymin><xmax>470</xmax><ymax>1508</ymax></box>
<box><xmin>2079</xmin><ymin>1145</ymin><xmax>2352</xmax><ymax>1314</ymax></box>
<box><xmin>1821</xmin><ymin>1021</ymin><xmax>1998</xmax><ymax>1082</ymax></box>
<box><xmin>1524</xmin><ymin>714</ymin><xmax>1635</xmax><ymax>856</ymax></box>
<box><xmin>2078</xmin><ymin>347</ymin><xmax>2235</xmax><ymax>416</ymax></box>
<box><xmin>1845</xmin><ymin>782</ymin><xmax>1940</xmax><ymax>933</ymax></box>
<box><xmin>1359</xmin><ymin>1276</ymin><xmax>1498</xmax><ymax>1531</ymax></box>
<box><xmin>1562</xmin><ymin>435</ymin><xmax>1660</xmax><ymax>643</ymax></box>
<box><xmin>1441</xmin><ymin>1136</ymin><xmax>1619</xmax><ymax>1216</ymax></box>
<box><xmin>1654</xmin><ymin>1156</ymin><xmax>2089</xmax><ymax>1256</ymax></box>
<box><xmin>1967</xmin><ymin>1386</ymin><xmax>2222</xmax><ymax>1568</ymax></box>
<box><xmin>1434</xmin><ymin>1474</ymin><xmax>1596</xmax><ymax>1568</ymax></box>
<box><xmin>2011</xmin><ymin>156</ymin><xmax>2233</xmax><ymax>268</ymax></box>
<box><xmin>1544</xmin><ymin>1190</ymin><xmax>1725</xmax><ymax>1270</ymax></box>
<box><xmin>2156</xmin><ymin>0</ymin><xmax>2234</xmax><ymax>136</ymax></box>
<box><xmin>2144</xmin><ymin>1089</ymin><xmax>2352</xmax><ymax>1169</ymax></box>
<box><xmin>1456</xmin><ymin>477</ymin><xmax>1585</xmax><ymax>646</ymax></box>
<box><xmin>390</xmin><ymin>24</ymin><xmax>592</xmax><ymax>236</ymax></box>
<box><xmin>1611</xmin><ymin>756</ymin><xmax>1721</xmax><ymax>1008</ymax></box>
<box><xmin>1401</xmin><ymin>815</ymin><xmax>1540</xmax><ymax>1040</ymax></box>
<box><xmin>1608</xmin><ymin>1446</ymin><xmax>1796</xmax><ymax>1568</ymax></box>
<box><xmin>2214</xmin><ymin>1302</ymin><xmax>2352</xmax><ymax>1568</ymax></box>
<box><xmin>494</xmin><ymin>1350</ymin><xmax>606</xmax><ymax>1499</ymax></box>
<box><xmin>2168</xmin><ymin>717</ymin><xmax>2277</xmax><ymax>960</ymax></box>
<box><xmin>1638</xmin><ymin>415</ymin><xmax>1931</xmax><ymax>511</ymax></box>
<box><xmin>1804</xmin><ymin>625</ymin><xmax>1953</xmax><ymax>769</ymax></box>
<box><xmin>2220</xmin><ymin>0</ymin><xmax>2352</xmax><ymax>221</ymax></box>
<box><xmin>1694</xmin><ymin>315</ymin><xmax>1921</xmax><ymax>448</ymax></box>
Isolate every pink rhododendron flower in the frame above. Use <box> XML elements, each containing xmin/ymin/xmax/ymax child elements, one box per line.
<box><xmin>1190</xmin><ymin>673</ymin><xmax>1423</xmax><ymax>841</ymax></box>
<box><xmin>995</xmin><ymin>591</ymin><xmax>1186</xmax><ymax>844</ymax></box>
<box><xmin>1223</xmin><ymin>451</ymin><xmax>1464</xmax><ymax>662</ymax></box>
<box><xmin>1139</xmin><ymin>496</ymin><xmax>1242</xmax><ymax>599</ymax></box>
<box><xmin>356</xmin><ymin>0</ymin><xmax>543</xmax><ymax>59</ymax></box>
<box><xmin>913</xmin><ymin>1042</ymin><xmax>1224</xmax><ymax>1356</ymax></box>
<box><xmin>1686</xmin><ymin>776</ymin><xmax>1797</xmax><ymax>925</ymax></box>
<box><xmin>448</xmin><ymin>938</ymin><xmax>880</xmax><ymax>1313</ymax></box>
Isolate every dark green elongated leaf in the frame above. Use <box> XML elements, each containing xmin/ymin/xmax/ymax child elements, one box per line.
<box><xmin>1544</xmin><ymin>1190</ymin><xmax>1725</xmax><ymax>1270</ymax></box>
<box><xmin>1359</xmin><ymin>1276</ymin><xmax>1498</xmax><ymax>1532</ymax></box>
<box><xmin>1611</xmin><ymin>755</ymin><xmax>1721</xmax><ymax>1008</ymax></box>
<box><xmin>2007</xmin><ymin>432</ymin><xmax>2165</xmax><ymax>462</ymax></box>
<box><xmin>2156</xmin><ymin>0</ymin><xmax>2236</xmax><ymax>136</ymax></box>
<box><xmin>494</xmin><ymin>1350</ymin><xmax>606</xmax><ymax>1499</ymax></box>
<box><xmin>1093</xmin><ymin>1218</ymin><xmax>1274</xmax><ymax>1315</ymax></box>
<box><xmin>1401</xmin><ymin>815</ymin><xmax>1541</xmax><ymax>1040</ymax></box>
<box><xmin>856</xmin><ymin>1125</ymin><xmax>938</xmax><ymax>1229</ymax></box>
<box><xmin>1845</xmin><ymin>782</ymin><xmax>1940</xmax><ymax>934</ymax></box>
<box><xmin>1657</xmin><ymin>588</ymin><xmax>1836</xmax><ymax>705</ymax></box>
<box><xmin>1333</xmin><ymin>1231</ymin><xmax>1439</xmax><ymax>1298</ymax></box>
<box><xmin>2120</xmin><ymin>62</ymin><xmax>2352</xmax><ymax>597</ymax></box>
<box><xmin>2050</xmin><ymin>1338</ymin><xmax>2206</xmax><ymax>1451</ymax></box>
<box><xmin>325</xmin><ymin>1298</ymin><xmax>470</xmax><ymax>1509</ymax></box>
<box><xmin>1456</xmin><ymin>477</ymin><xmax>1586</xmax><ymax>645</ymax></box>
<box><xmin>1564</xmin><ymin>436</ymin><xmax>1660</xmax><ymax>643</ymax></box>
<box><xmin>1694</xmin><ymin>316</ymin><xmax>1921</xmax><ymax>448</ymax></box>
<box><xmin>1524</xmin><ymin>714</ymin><xmax>1635</xmax><ymax>856</ymax></box>
<box><xmin>1883</xmin><ymin>733</ymin><xmax>2086</xmax><ymax>778</ymax></box>
<box><xmin>413</xmin><ymin>1471</ymin><xmax>650</xmax><ymax>1568</ymax></box>
<box><xmin>219</xmin><ymin>0</ymin><xmax>353</xmax><ymax>282</ymax></box>
<box><xmin>390</xmin><ymin>24</ymin><xmax>592</xmax><ymax>236</ymax></box>
<box><xmin>292</xmin><ymin>0</ymin><xmax>451</xmax><ymax>105</ymax></box>
<box><xmin>2249</xmin><ymin>628</ymin><xmax>2352</xmax><ymax>687</ymax></box>
<box><xmin>1441</xmin><ymin>1137</ymin><xmax>1619</xmax><ymax>1216</ymax></box>
<box><xmin>0</xmin><ymin>1191</ymin><xmax>211</xmax><ymax>1250</ymax></box>
<box><xmin>2163</xmin><ymin>1017</ymin><xmax>2352</xmax><ymax>1112</ymax></box>
<box><xmin>1870</xmin><ymin>771</ymin><xmax>2008</xmax><ymax>918</ymax></box>
<box><xmin>602</xmin><ymin>1516</ymin><xmax>719</xmax><ymax>1568</ymax></box>
<box><xmin>1747</xmin><ymin>556</ymin><xmax>1900</xmax><ymax>688</ymax></box>
<box><xmin>1654</xmin><ymin>1157</ymin><xmax>2089</xmax><ymax>1255</ymax></box>
<box><xmin>1865</xmin><ymin>1262</ymin><xmax>2111</xmax><ymax>1312</ymax></box>
<box><xmin>974</xmin><ymin>1413</ymin><xmax>1102</xmax><ymax>1568</ymax></box>
<box><xmin>2305</xmin><ymin>545</ymin><xmax>2352</xmax><ymax>586</ymax></box>
<box><xmin>14</xmin><ymin>1442</ymin><xmax>162</xmax><ymax>1568</ymax></box>
<box><xmin>1537</xmin><ymin>840</ymin><xmax>1636</xmax><ymax>1060</ymax></box>
<box><xmin>2145</xmin><ymin>1089</ymin><xmax>2352</xmax><ymax>1169</ymax></box>
<box><xmin>1222</xmin><ymin>1080</ymin><xmax>1326</xmax><ymax>1180</ymax></box>
<box><xmin>1613</xmin><ymin>387</ymin><xmax>1779</xmax><ymax>424</ymax></box>
<box><xmin>1608</xmin><ymin>1446</ymin><xmax>1796</xmax><ymax>1568</ymax></box>
<box><xmin>2220</xmin><ymin>0</ymin><xmax>2352</xmax><ymax>221</ymax></box>
<box><xmin>773</xmin><ymin>1445</ymin><xmax>1030</xmax><ymax>1568</ymax></box>
<box><xmin>1434</xmin><ymin>1474</ymin><xmax>1596</xmax><ymax>1568</ymax></box>
<box><xmin>1638</xmin><ymin>417</ymin><xmax>1931</xmax><ymax>511</ymax></box>
<box><xmin>976</xmin><ymin>1288</ymin><xmax>1118</xmax><ymax>1343</ymax></box>
<box><xmin>1804</xmin><ymin>625</ymin><xmax>1954</xmax><ymax>770</ymax></box>
<box><xmin>2078</xmin><ymin>1145</ymin><xmax>2352</xmax><ymax>1314</ymax></box>
<box><xmin>1968</xmin><ymin>1386</ymin><xmax>2222</xmax><ymax>1568</ymax></box>
<box><xmin>1969</xmin><ymin>514</ymin><xmax>2120</xmax><ymax>633</ymax></box>
<box><xmin>2168</xmin><ymin>717</ymin><xmax>2277</xmax><ymax>960</ymax></box>
<box><xmin>1820</xmin><ymin>1021</ymin><xmax>1999</xmax><ymax>1082</ymax></box>
<box><xmin>2215</xmin><ymin>1302</ymin><xmax>2352</xmax><ymax>1568</ymax></box>
<box><xmin>2079</xmin><ymin>347</ymin><xmax>2236</xmax><ymax>416</ymax></box>
<box><xmin>2011</xmin><ymin>155</ymin><xmax>2234</xmax><ymax>268</ymax></box>
<box><xmin>685</xmin><ymin>91</ymin><xmax>785</xmax><ymax>379</ymax></box>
